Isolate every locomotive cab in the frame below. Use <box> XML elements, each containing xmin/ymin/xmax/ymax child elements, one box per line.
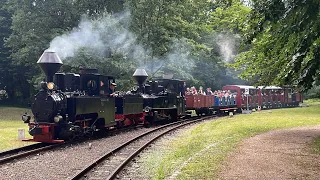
<box><xmin>54</xmin><ymin>73</ymin><xmax>80</xmax><ymax>92</ymax></box>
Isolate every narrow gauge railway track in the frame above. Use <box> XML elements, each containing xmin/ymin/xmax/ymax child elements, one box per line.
<box><xmin>70</xmin><ymin>116</ymin><xmax>216</xmax><ymax>180</ymax></box>
<box><xmin>0</xmin><ymin>142</ymin><xmax>64</xmax><ymax>165</ymax></box>
<box><xmin>0</xmin><ymin>143</ymin><xmax>44</xmax><ymax>157</ymax></box>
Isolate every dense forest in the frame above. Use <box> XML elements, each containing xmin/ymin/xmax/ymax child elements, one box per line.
<box><xmin>0</xmin><ymin>0</ymin><xmax>319</xmax><ymax>103</ymax></box>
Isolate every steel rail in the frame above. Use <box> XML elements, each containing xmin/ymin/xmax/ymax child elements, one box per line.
<box><xmin>0</xmin><ymin>143</ymin><xmax>64</xmax><ymax>165</ymax></box>
<box><xmin>0</xmin><ymin>143</ymin><xmax>45</xmax><ymax>157</ymax></box>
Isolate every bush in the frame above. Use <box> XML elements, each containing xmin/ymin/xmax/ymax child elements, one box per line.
<box><xmin>304</xmin><ymin>86</ymin><xmax>320</xmax><ymax>99</ymax></box>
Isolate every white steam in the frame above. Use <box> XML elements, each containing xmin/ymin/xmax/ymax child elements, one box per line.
<box><xmin>48</xmin><ymin>12</ymin><xmax>146</xmax><ymax>62</ymax></box>
<box><xmin>48</xmin><ymin>18</ymin><xmax>104</xmax><ymax>59</ymax></box>
<box><xmin>47</xmin><ymin>11</ymin><xmax>196</xmax><ymax>79</ymax></box>
<box><xmin>140</xmin><ymin>38</ymin><xmax>196</xmax><ymax>79</ymax></box>
<box><xmin>216</xmin><ymin>34</ymin><xmax>237</xmax><ymax>62</ymax></box>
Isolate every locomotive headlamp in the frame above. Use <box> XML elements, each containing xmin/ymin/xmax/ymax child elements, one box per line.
<box><xmin>47</xmin><ymin>82</ymin><xmax>55</xmax><ymax>90</ymax></box>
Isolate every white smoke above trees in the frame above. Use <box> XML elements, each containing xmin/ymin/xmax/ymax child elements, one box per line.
<box><xmin>47</xmin><ymin>11</ymin><xmax>197</xmax><ymax>79</ymax></box>
<box><xmin>47</xmin><ymin>10</ymin><xmax>238</xmax><ymax>83</ymax></box>
<box><xmin>215</xmin><ymin>33</ymin><xmax>238</xmax><ymax>62</ymax></box>
<box><xmin>48</xmin><ymin>12</ymin><xmax>146</xmax><ymax>63</ymax></box>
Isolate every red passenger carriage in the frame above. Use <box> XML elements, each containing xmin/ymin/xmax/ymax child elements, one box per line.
<box><xmin>222</xmin><ymin>85</ymin><xmax>303</xmax><ymax>110</ymax></box>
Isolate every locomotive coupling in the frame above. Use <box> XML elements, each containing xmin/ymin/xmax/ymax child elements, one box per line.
<box><xmin>22</xmin><ymin>113</ymin><xmax>31</xmax><ymax>123</ymax></box>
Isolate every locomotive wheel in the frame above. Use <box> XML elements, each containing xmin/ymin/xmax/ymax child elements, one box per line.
<box><xmin>145</xmin><ymin>114</ymin><xmax>156</xmax><ymax>126</ymax></box>
<box><xmin>93</xmin><ymin>129</ymin><xmax>108</xmax><ymax>138</ymax></box>
<box><xmin>169</xmin><ymin>110</ymin><xmax>178</xmax><ymax>122</ymax></box>
<box><xmin>143</xmin><ymin>122</ymin><xmax>151</xmax><ymax>128</ymax></box>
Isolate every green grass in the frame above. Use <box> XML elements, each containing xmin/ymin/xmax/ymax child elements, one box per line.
<box><xmin>139</xmin><ymin>105</ymin><xmax>320</xmax><ymax>179</ymax></box>
<box><xmin>311</xmin><ymin>136</ymin><xmax>320</xmax><ymax>154</ymax></box>
<box><xmin>304</xmin><ymin>98</ymin><xmax>320</xmax><ymax>106</ymax></box>
<box><xmin>0</xmin><ymin>106</ymin><xmax>35</xmax><ymax>151</ymax></box>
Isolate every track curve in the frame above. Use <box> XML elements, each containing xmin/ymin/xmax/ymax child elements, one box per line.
<box><xmin>70</xmin><ymin>116</ymin><xmax>216</xmax><ymax>180</ymax></box>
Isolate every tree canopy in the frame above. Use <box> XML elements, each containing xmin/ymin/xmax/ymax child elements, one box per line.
<box><xmin>233</xmin><ymin>0</ymin><xmax>320</xmax><ymax>91</ymax></box>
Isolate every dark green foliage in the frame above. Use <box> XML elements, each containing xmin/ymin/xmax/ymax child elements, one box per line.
<box><xmin>234</xmin><ymin>0</ymin><xmax>320</xmax><ymax>91</ymax></box>
<box><xmin>2</xmin><ymin>0</ymin><xmax>125</xmax><ymax>100</ymax></box>
<box><xmin>304</xmin><ymin>86</ymin><xmax>320</xmax><ymax>99</ymax></box>
<box><xmin>0</xmin><ymin>0</ymin><xmax>16</xmax><ymax>100</ymax></box>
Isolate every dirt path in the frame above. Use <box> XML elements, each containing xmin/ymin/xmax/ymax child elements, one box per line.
<box><xmin>219</xmin><ymin>125</ymin><xmax>320</xmax><ymax>180</ymax></box>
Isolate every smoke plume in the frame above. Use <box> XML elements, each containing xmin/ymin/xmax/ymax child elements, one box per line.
<box><xmin>48</xmin><ymin>11</ymin><xmax>146</xmax><ymax>62</ymax></box>
<box><xmin>47</xmin><ymin>11</ymin><xmax>196</xmax><ymax>79</ymax></box>
<box><xmin>140</xmin><ymin>38</ymin><xmax>196</xmax><ymax>79</ymax></box>
<box><xmin>216</xmin><ymin>34</ymin><xmax>238</xmax><ymax>62</ymax></box>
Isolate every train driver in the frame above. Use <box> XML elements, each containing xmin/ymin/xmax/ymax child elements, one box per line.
<box><xmin>107</xmin><ymin>82</ymin><xmax>118</xmax><ymax>97</ymax></box>
<box><xmin>180</xmin><ymin>81</ymin><xmax>187</xmax><ymax>97</ymax></box>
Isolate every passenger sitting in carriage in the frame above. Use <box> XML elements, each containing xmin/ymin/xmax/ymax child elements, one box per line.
<box><xmin>191</xmin><ymin>86</ymin><xmax>197</xmax><ymax>95</ymax></box>
<box><xmin>206</xmin><ymin>88</ymin><xmax>213</xmax><ymax>95</ymax></box>
<box><xmin>185</xmin><ymin>87</ymin><xmax>192</xmax><ymax>95</ymax></box>
<box><xmin>199</xmin><ymin>86</ymin><xmax>206</xmax><ymax>95</ymax></box>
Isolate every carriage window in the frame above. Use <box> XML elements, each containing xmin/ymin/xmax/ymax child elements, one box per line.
<box><xmin>250</xmin><ymin>89</ymin><xmax>257</xmax><ymax>95</ymax></box>
<box><xmin>87</xmin><ymin>80</ymin><xmax>97</xmax><ymax>90</ymax></box>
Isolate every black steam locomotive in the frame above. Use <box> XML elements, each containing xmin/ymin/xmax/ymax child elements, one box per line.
<box><xmin>22</xmin><ymin>51</ymin><xmax>186</xmax><ymax>143</ymax></box>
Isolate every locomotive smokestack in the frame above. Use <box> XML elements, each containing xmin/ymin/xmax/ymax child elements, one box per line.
<box><xmin>37</xmin><ymin>51</ymin><xmax>63</xmax><ymax>82</ymax></box>
<box><xmin>133</xmin><ymin>69</ymin><xmax>148</xmax><ymax>92</ymax></box>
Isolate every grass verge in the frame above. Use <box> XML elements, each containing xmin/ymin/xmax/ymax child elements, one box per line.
<box><xmin>311</xmin><ymin>136</ymin><xmax>320</xmax><ymax>154</ymax></box>
<box><xmin>304</xmin><ymin>98</ymin><xmax>320</xmax><ymax>106</ymax></box>
<box><xmin>138</xmin><ymin>106</ymin><xmax>320</xmax><ymax>179</ymax></box>
<box><xmin>0</xmin><ymin>106</ymin><xmax>34</xmax><ymax>151</ymax></box>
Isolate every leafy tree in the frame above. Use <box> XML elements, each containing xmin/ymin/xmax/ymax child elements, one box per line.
<box><xmin>4</xmin><ymin>0</ymin><xmax>125</xmax><ymax>99</ymax></box>
<box><xmin>208</xmin><ymin>0</ymin><xmax>250</xmax><ymax>35</ymax></box>
<box><xmin>127</xmin><ymin>0</ymin><xmax>227</xmax><ymax>88</ymax></box>
<box><xmin>200</xmin><ymin>0</ymin><xmax>251</xmax><ymax>88</ymax></box>
<box><xmin>127</xmin><ymin>0</ymin><xmax>209</xmax><ymax>60</ymax></box>
<box><xmin>0</xmin><ymin>0</ymin><xmax>15</xmax><ymax>99</ymax></box>
<box><xmin>233</xmin><ymin>0</ymin><xmax>320</xmax><ymax>91</ymax></box>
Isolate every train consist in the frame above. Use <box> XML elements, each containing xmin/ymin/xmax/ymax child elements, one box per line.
<box><xmin>22</xmin><ymin>51</ymin><xmax>303</xmax><ymax>143</ymax></box>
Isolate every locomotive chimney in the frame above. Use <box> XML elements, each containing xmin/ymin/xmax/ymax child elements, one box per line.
<box><xmin>37</xmin><ymin>51</ymin><xmax>63</xmax><ymax>82</ymax></box>
<box><xmin>133</xmin><ymin>69</ymin><xmax>148</xmax><ymax>92</ymax></box>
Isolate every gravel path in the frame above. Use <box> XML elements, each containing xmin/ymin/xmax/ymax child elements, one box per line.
<box><xmin>0</xmin><ymin>127</ymin><xmax>155</xmax><ymax>180</ymax></box>
<box><xmin>219</xmin><ymin>125</ymin><xmax>320</xmax><ymax>180</ymax></box>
